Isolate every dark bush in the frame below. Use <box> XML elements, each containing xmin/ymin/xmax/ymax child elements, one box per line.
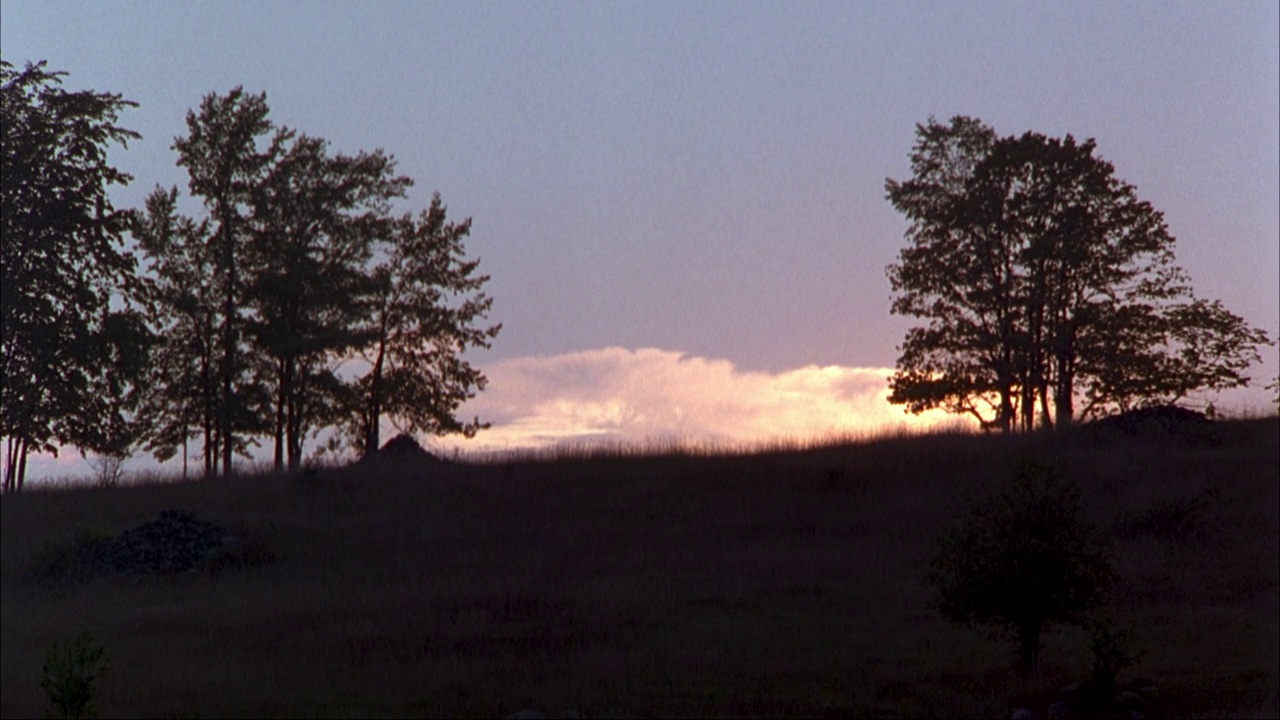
<box><xmin>926</xmin><ymin>459</ymin><xmax>1117</xmax><ymax>674</ymax></box>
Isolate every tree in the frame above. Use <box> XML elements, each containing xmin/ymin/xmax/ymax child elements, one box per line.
<box><xmin>886</xmin><ymin>117</ymin><xmax>1271</xmax><ymax>430</ymax></box>
<box><xmin>884</xmin><ymin>117</ymin><xmax>1015</xmax><ymax>431</ymax></box>
<box><xmin>927</xmin><ymin>460</ymin><xmax>1116</xmax><ymax>675</ymax></box>
<box><xmin>343</xmin><ymin>194</ymin><xmax>501</xmax><ymax>458</ymax></box>
<box><xmin>172</xmin><ymin>88</ymin><xmax>287</xmax><ymax>475</ymax></box>
<box><xmin>1</xmin><ymin>59</ymin><xmax>146</xmax><ymax>491</ymax></box>
<box><xmin>132</xmin><ymin>186</ymin><xmax>222</xmax><ymax>478</ymax></box>
<box><xmin>245</xmin><ymin>135</ymin><xmax>410</xmax><ymax>471</ymax></box>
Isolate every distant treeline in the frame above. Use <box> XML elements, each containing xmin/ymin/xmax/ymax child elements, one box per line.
<box><xmin>2</xmin><ymin>59</ymin><xmax>500</xmax><ymax>490</ymax></box>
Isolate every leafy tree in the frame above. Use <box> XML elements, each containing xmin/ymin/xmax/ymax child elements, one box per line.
<box><xmin>886</xmin><ymin>116</ymin><xmax>1270</xmax><ymax>430</ymax></box>
<box><xmin>132</xmin><ymin>186</ymin><xmax>222</xmax><ymax>478</ymax></box>
<box><xmin>343</xmin><ymin>194</ymin><xmax>501</xmax><ymax>458</ymax></box>
<box><xmin>172</xmin><ymin>88</ymin><xmax>287</xmax><ymax>475</ymax></box>
<box><xmin>926</xmin><ymin>460</ymin><xmax>1116</xmax><ymax>676</ymax></box>
<box><xmin>884</xmin><ymin>117</ymin><xmax>1014</xmax><ymax>430</ymax></box>
<box><xmin>246</xmin><ymin>135</ymin><xmax>410</xmax><ymax>471</ymax></box>
<box><xmin>1</xmin><ymin>59</ymin><xmax>146</xmax><ymax>491</ymax></box>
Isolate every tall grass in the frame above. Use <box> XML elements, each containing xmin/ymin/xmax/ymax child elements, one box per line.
<box><xmin>2</xmin><ymin>417</ymin><xmax>1276</xmax><ymax>718</ymax></box>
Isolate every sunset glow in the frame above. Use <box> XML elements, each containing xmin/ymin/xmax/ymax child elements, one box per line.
<box><xmin>432</xmin><ymin>348</ymin><xmax>970</xmax><ymax>454</ymax></box>
<box><xmin>3</xmin><ymin>2</ymin><xmax>1275</xmax><ymax>483</ymax></box>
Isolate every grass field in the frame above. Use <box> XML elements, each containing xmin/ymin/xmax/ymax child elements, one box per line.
<box><xmin>2</xmin><ymin>419</ymin><xmax>1277</xmax><ymax>718</ymax></box>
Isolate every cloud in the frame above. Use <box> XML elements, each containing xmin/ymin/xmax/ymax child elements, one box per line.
<box><xmin>435</xmin><ymin>347</ymin><xmax>968</xmax><ymax>453</ymax></box>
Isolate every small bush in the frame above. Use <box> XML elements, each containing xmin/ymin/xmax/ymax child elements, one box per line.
<box><xmin>27</xmin><ymin>527</ymin><xmax>114</xmax><ymax>583</ymax></box>
<box><xmin>1079</xmin><ymin>619</ymin><xmax>1144</xmax><ymax>708</ymax></box>
<box><xmin>1114</xmin><ymin>484</ymin><xmax>1221</xmax><ymax>541</ymax></box>
<box><xmin>40</xmin><ymin>631</ymin><xmax>109</xmax><ymax>719</ymax></box>
<box><xmin>197</xmin><ymin>533</ymin><xmax>277</xmax><ymax>576</ymax></box>
<box><xmin>926</xmin><ymin>459</ymin><xmax>1117</xmax><ymax>675</ymax></box>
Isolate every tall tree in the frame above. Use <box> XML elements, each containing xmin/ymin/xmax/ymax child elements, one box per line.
<box><xmin>172</xmin><ymin>88</ymin><xmax>285</xmax><ymax>475</ymax></box>
<box><xmin>1</xmin><ymin>59</ymin><xmax>145</xmax><ymax>491</ymax></box>
<box><xmin>246</xmin><ymin>135</ymin><xmax>410</xmax><ymax>471</ymax></box>
<box><xmin>886</xmin><ymin>116</ymin><xmax>1270</xmax><ymax>431</ymax></box>
<box><xmin>132</xmin><ymin>186</ymin><xmax>223</xmax><ymax>477</ymax></box>
<box><xmin>344</xmin><ymin>194</ymin><xmax>501</xmax><ymax>458</ymax></box>
<box><xmin>885</xmin><ymin>117</ymin><xmax>1017</xmax><ymax>430</ymax></box>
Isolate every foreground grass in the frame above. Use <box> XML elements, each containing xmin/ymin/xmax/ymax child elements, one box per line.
<box><xmin>2</xmin><ymin>420</ymin><xmax>1277</xmax><ymax>718</ymax></box>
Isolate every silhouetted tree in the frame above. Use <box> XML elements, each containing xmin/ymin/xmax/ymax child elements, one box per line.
<box><xmin>343</xmin><ymin>194</ymin><xmax>501</xmax><ymax>458</ymax></box>
<box><xmin>246</xmin><ymin>135</ymin><xmax>410</xmax><ymax>471</ymax></box>
<box><xmin>886</xmin><ymin>116</ymin><xmax>1270</xmax><ymax>431</ymax></box>
<box><xmin>1</xmin><ymin>59</ymin><xmax>147</xmax><ymax>491</ymax></box>
<box><xmin>132</xmin><ymin>186</ymin><xmax>223</xmax><ymax>478</ymax></box>
<box><xmin>172</xmin><ymin>88</ymin><xmax>287</xmax><ymax>475</ymax></box>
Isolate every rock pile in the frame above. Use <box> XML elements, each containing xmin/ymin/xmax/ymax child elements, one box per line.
<box><xmin>78</xmin><ymin>510</ymin><xmax>238</xmax><ymax>576</ymax></box>
<box><xmin>505</xmin><ymin>710</ymin><xmax>581</xmax><ymax>720</ymax></box>
<box><xmin>378</xmin><ymin>433</ymin><xmax>445</xmax><ymax>463</ymax></box>
<box><xmin>1083</xmin><ymin>405</ymin><xmax>1213</xmax><ymax>443</ymax></box>
<box><xmin>1012</xmin><ymin>681</ymin><xmax>1167</xmax><ymax>720</ymax></box>
<box><xmin>352</xmin><ymin>432</ymin><xmax>448</xmax><ymax>470</ymax></box>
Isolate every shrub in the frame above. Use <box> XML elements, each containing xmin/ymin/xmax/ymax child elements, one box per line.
<box><xmin>197</xmin><ymin>533</ymin><xmax>277</xmax><ymax>576</ymax></box>
<box><xmin>1113</xmin><ymin>484</ymin><xmax>1220</xmax><ymax>541</ymax></box>
<box><xmin>27</xmin><ymin>527</ymin><xmax>114</xmax><ymax>583</ymax></box>
<box><xmin>40</xmin><ymin>631</ymin><xmax>109</xmax><ymax>719</ymax></box>
<box><xmin>926</xmin><ymin>459</ymin><xmax>1117</xmax><ymax>675</ymax></box>
<box><xmin>1079</xmin><ymin>618</ymin><xmax>1144</xmax><ymax>709</ymax></box>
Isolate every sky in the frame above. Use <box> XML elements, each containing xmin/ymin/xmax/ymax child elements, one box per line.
<box><xmin>3</xmin><ymin>1</ymin><xmax>1278</xmax><ymax>479</ymax></box>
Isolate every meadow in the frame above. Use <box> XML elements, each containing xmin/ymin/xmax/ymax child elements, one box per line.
<box><xmin>2</xmin><ymin>419</ymin><xmax>1277</xmax><ymax>719</ymax></box>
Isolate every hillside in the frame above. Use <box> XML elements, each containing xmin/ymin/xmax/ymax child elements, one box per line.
<box><xmin>2</xmin><ymin>419</ymin><xmax>1277</xmax><ymax>718</ymax></box>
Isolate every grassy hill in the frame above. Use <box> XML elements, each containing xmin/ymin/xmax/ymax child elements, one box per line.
<box><xmin>2</xmin><ymin>418</ymin><xmax>1277</xmax><ymax>718</ymax></box>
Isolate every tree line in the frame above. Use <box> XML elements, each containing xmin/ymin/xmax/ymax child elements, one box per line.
<box><xmin>2</xmin><ymin>59</ymin><xmax>499</xmax><ymax>491</ymax></box>
<box><xmin>885</xmin><ymin>116</ymin><xmax>1272</xmax><ymax>432</ymax></box>
<box><xmin>3</xmin><ymin>63</ymin><xmax>1274</xmax><ymax>489</ymax></box>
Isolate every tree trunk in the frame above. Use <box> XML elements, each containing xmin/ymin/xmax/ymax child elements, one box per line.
<box><xmin>219</xmin><ymin>208</ymin><xmax>237</xmax><ymax>478</ymax></box>
<box><xmin>1038</xmin><ymin>381</ymin><xmax>1054</xmax><ymax>430</ymax></box>
<box><xmin>1054</xmin><ymin>325</ymin><xmax>1076</xmax><ymax>430</ymax></box>
<box><xmin>364</xmin><ymin>340</ymin><xmax>387</xmax><ymax>458</ymax></box>
<box><xmin>1018</xmin><ymin>619</ymin><xmax>1043</xmax><ymax>682</ymax></box>
<box><xmin>3</xmin><ymin>436</ymin><xmax>16</xmax><ymax>493</ymax></box>
<box><xmin>286</xmin><ymin>365</ymin><xmax>303</xmax><ymax>472</ymax></box>
<box><xmin>16</xmin><ymin>437</ymin><xmax>28</xmax><ymax>492</ymax></box>
<box><xmin>273</xmin><ymin>356</ymin><xmax>287</xmax><ymax>472</ymax></box>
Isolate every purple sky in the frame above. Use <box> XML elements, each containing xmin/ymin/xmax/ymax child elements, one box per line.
<box><xmin>4</xmin><ymin>1</ymin><xmax>1278</xmax><ymax>478</ymax></box>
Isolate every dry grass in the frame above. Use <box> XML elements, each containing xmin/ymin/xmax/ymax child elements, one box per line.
<box><xmin>2</xmin><ymin>419</ymin><xmax>1276</xmax><ymax>718</ymax></box>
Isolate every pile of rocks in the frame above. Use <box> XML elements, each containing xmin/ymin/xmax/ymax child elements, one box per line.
<box><xmin>1083</xmin><ymin>405</ymin><xmax>1213</xmax><ymax>444</ymax></box>
<box><xmin>77</xmin><ymin>510</ymin><xmax>238</xmax><ymax>576</ymax></box>
<box><xmin>352</xmin><ymin>433</ymin><xmax>449</xmax><ymax>469</ymax></box>
<box><xmin>1012</xmin><ymin>681</ymin><xmax>1167</xmax><ymax>720</ymax></box>
<box><xmin>505</xmin><ymin>710</ymin><xmax>581</xmax><ymax>720</ymax></box>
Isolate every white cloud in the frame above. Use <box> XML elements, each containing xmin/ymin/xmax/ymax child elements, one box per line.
<box><xmin>435</xmin><ymin>347</ymin><xmax>968</xmax><ymax>453</ymax></box>
<box><xmin>12</xmin><ymin>348</ymin><xmax>968</xmax><ymax>483</ymax></box>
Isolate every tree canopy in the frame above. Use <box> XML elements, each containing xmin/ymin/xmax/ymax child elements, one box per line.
<box><xmin>1</xmin><ymin>59</ymin><xmax>148</xmax><ymax>491</ymax></box>
<box><xmin>886</xmin><ymin>116</ymin><xmax>1271</xmax><ymax>432</ymax></box>
<box><xmin>2</xmin><ymin>63</ymin><xmax>500</xmax><ymax>488</ymax></box>
<box><xmin>142</xmin><ymin>88</ymin><xmax>499</xmax><ymax>476</ymax></box>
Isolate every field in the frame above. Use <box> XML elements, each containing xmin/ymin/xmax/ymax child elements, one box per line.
<box><xmin>2</xmin><ymin>419</ymin><xmax>1277</xmax><ymax>718</ymax></box>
